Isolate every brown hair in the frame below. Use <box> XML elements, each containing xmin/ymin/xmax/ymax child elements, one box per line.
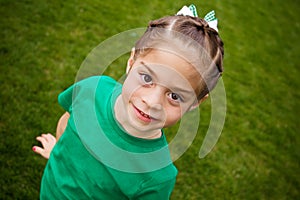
<box><xmin>134</xmin><ymin>15</ymin><xmax>224</xmax><ymax>100</ymax></box>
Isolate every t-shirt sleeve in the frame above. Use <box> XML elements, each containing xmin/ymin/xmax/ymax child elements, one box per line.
<box><xmin>135</xmin><ymin>178</ymin><xmax>176</xmax><ymax>200</ymax></box>
<box><xmin>57</xmin><ymin>76</ymin><xmax>103</xmax><ymax>112</ymax></box>
<box><xmin>58</xmin><ymin>84</ymin><xmax>75</xmax><ymax>112</ymax></box>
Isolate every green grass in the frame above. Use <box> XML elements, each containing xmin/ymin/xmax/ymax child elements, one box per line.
<box><xmin>1</xmin><ymin>0</ymin><xmax>299</xmax><ymax>199</ymax></box>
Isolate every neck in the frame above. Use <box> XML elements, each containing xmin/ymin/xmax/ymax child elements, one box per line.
<box><xmin>114</xmin><ymin>95</ymin><xmax>162</xmax><ymax>139</ymax></box>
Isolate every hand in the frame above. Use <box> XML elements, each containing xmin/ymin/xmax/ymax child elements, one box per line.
<box><xmin>32</xmin><ymin>133</ymin><xmax>57</xmax><ymax>159</ymax></box>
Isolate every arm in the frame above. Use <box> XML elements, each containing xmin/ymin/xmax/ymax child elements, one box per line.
<box><xmin>55</xmin><ymin>112</ymin><xmax>70</xmax><ymax>140</ymax></box>
<box><xmin>33</xmin><ymin>112</ymin><xmax>70</xmax><ymax>159</ymax></box>
<box><xmin>33</xmin><ymin>77</ymin><xmax>95</xmax><ymax>158</ymax></box>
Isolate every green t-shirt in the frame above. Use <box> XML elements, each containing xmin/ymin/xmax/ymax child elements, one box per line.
<box><xmin>40</xmin><ymin>76</ymin><xmax>178</xmax><ymax>199</ymax></box>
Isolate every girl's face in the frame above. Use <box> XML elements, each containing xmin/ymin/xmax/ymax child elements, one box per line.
<box><xmin>116</xmin><ymin>49</ymin><xmax>201</xmax><ymax>138</ymax></box>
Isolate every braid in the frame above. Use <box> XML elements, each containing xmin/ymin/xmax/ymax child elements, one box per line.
<box><xmin>171</xmin><ymin>16</ymin><xmax>224</xmax><ymax>73</ymax></box>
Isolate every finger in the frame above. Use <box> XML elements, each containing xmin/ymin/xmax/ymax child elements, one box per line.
<box><xmin>32</xmin><ymin>146</ymin><xmax>44</xmax><ymax>155</ymax></box>
<box><xmin>42</xmin><ymin>134</ymin><xmax>56</xmax><ymax>149</ymax></box>
<box><xmin>32</xmin><ymin>146</ymin><xmax>49</xmax><ymax>159</ymax></box>
<box><xmin>45</xmin><ymin>133</ymin><xmax>56</xmax><ymax>143</ymax></box>
<box><xmin>37</xmin><ymin>133</ymin><xmax>53</xmax><ymax>146</ymax></box>
<box><xmin>41</xmin><ymin>134</ymin><xmax>49</xmax><ymax>142</ymax></box>
<box><xmin>36</xmin><ymin>136</ymin><xmax>47</xmax><ymax>145</ymax></box>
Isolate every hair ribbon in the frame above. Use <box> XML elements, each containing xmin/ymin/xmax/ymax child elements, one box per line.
<box><xmin>176</xmin><ymin>4</ymin><xmax>219</xmax><ymax>32</ymax></box>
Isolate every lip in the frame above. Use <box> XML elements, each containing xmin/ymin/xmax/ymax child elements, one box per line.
<box><xmin>132</xmin><ymin>104</ymin><xmax>153</xmax><ymax>123</ymax></box>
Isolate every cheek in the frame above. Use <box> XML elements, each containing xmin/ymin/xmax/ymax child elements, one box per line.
<box><xmin>122</xmin><ymin>75</ymin><xmax>141</xmax><ymax>101</ymax></box>
<box><xmin>164</xmin><ymin>106</ymin><xmax>183</xmax><ymax>127</ymax></box>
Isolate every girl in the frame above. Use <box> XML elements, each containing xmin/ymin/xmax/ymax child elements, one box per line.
<box><xmin>33</xmin><ymin>5</ymin><xmax>224</xmax><ymax>199</ymax></box>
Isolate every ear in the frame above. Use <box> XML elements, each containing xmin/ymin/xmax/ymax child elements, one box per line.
<box><xmin>189</xmin><ymin>94</ymin><xmax>209</xmax><ymax>111</ymax></box>
<box><xmin>126</xmin><ymin>48</ymin><xmax>135</xmax><ymax>74</ymax></box>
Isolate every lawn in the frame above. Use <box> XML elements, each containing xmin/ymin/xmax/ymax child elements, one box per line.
<box><xmin>0</xmin><ymin>0</ymin><xmax>299</xmax><ymax>199</ymax></box>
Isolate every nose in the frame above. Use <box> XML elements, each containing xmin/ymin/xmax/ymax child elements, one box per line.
<box><xmin>141</xmin><ymin>86</ymin><xmax>164</xmax><ymax>110</ymax></box>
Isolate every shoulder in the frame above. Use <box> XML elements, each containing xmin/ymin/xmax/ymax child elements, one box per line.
<box><xmin>135</xmin><ymin>164</ymin><xmax>178</xmax><ymax>199</ymax></box>
<box><xmin>72</xmin><ymin>75</ymin><xmax>121</xmax><ymax>93</ymax></box>
<box><xmin>143</xmin><ymin>164</ymin><xmax>178</xmax><ymax>187</ymax></box>
<box><xmin>155</xmin><ymin>164</ymin><xmax>178</xmax><ymax>182</ymax></box>
<box><xmin>75</xmin><ymin>75</ymin><xmax>115</xmax><ymax>87</ymax></box>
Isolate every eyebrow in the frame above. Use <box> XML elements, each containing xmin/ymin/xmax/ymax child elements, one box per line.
<box><xmin>140</xmin><ymin>61</ymin><xmax>194</xmax><ymax>96</ymax></box>
<box><xmin>140</xmin><ymin>61</ymin><xmax>156</xmax><ymax>76</ymax></box>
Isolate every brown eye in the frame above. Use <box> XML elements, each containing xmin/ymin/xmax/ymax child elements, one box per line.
<box><xmin>168</xmin><ymin>93</ymin><xmax>183</xmax><ymax>102</ymax></box>
<box><xmin>171</xmin><ymin>93</ymin><xmax>179</xmax><ymax>100</ymax></box>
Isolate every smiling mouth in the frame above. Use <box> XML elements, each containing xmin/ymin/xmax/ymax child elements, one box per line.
<box><xmin>132</xmin><ymin>105</ymin><xmax>153</xmax><ymax>123</ymax></box>
<box><xmin>139</xmin><ymin>110</ymin><xmax>150</xmax><ymax>118</ymax></box>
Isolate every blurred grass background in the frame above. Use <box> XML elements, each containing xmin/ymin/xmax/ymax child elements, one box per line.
<box><xmin>0</xmin><ymin>0</ymin><xmax>299</xmax><ymax>199</ymax></box>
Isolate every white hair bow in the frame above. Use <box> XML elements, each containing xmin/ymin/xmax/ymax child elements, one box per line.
<box><xmin>176</xmin><ymin>4</ymin><xmax>219</xmax><ymax>32</ymax></box>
